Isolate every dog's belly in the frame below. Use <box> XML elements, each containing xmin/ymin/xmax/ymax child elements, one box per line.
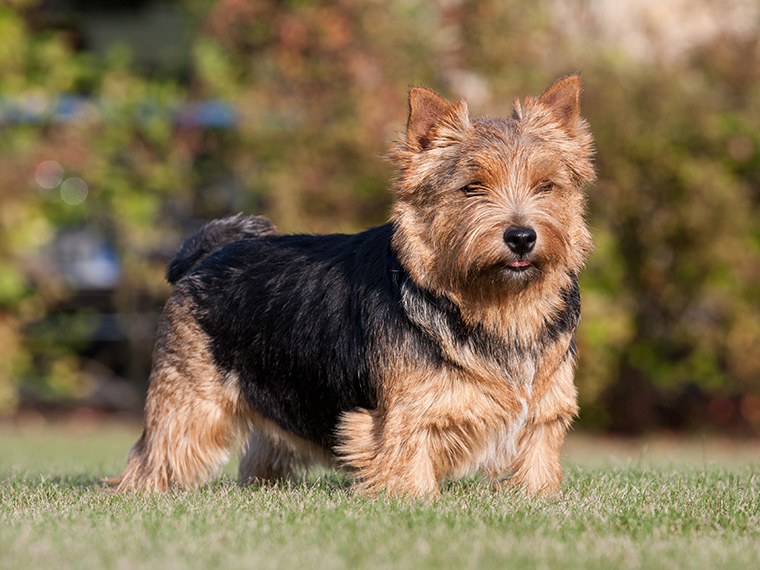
<box><xmin>231</xmin><ymin>365</ymin><xmax>373</xmax><ymax>450</ymax></box>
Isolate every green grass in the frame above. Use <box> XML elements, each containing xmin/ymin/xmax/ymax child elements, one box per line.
<box><xmin>2</xmin><ymin>422</ymin><xmax>760</xmax><ymax>570</ymax></box>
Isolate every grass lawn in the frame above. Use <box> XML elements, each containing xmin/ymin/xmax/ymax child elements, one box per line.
<box><xmin>2</xmin><ymin>417</ymin><xmax>760</xmax><ymax>570</ymax></box>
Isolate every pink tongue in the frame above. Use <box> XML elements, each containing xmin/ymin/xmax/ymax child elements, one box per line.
<box><xmin>508</xmin><ymin>260</ymin><xmax>531</xmax><ymax>267</ymax></box>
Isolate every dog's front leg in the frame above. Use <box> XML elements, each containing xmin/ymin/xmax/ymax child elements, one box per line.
<box><xmin>505</xmin><ymin>356</ymin><xmax>579</xmax><ymax>496</ymax></box>
<box><xmin>506</xmin><ymin>416</ymin><xmax>572</xmax><ymax>495</ymax></box>
<box><xmin>337</xmin><ymin>406</ymin><xmax>444</xmax><ymax>497</ymax></box>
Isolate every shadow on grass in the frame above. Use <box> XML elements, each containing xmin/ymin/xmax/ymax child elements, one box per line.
<box><xmin>230</xmin><ymin>466</ymin><xmax>355</xmax><ymax>494</ymax></box>
<box><xmin>0</xmin><ymin>471</ymin><xmax>114</xmax><ymax>492</ymax></box>
<box><xmin>43</xmin><ymin>473</ymin><xmax>113</xmax><ymax>489</ymax></box>
<box><xmin>7</xmin><ymin>466</ymin><xmax>471</xmax><ymax>498</ymax></box>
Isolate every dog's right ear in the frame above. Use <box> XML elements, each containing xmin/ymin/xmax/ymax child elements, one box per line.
<box><xmin>406</xmin><ymin>87</ymin><xmax>469</xmax><ymax>152</ymax></box>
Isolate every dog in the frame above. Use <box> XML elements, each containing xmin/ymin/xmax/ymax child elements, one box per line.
<box><xmin>111</xmin><ymin>75</ymin><xmax>594</xmax><ymax>496</ymax></box>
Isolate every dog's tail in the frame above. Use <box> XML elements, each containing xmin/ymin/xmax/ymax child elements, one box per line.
<box><xmin>166</xmin><ymin>214</ymin><xmax>278</xmax><ymax>285</ymax></box>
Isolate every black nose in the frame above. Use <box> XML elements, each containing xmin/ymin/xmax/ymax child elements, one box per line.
<box><xmin>504</xmin><ymin>227</ymin><xmax>537</xmax><ymax>256</ymax></box>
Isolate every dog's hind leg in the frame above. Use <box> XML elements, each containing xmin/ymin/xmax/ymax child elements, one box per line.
<box><xmin>238</xmin><ymin>424</ymin><xmax>334</xmax><ymax>486</ymax></box>
<box><xmin>110</xmin><ymin>289</ymin><xmax>251</xmax><ymax>492</ymax></box>
<box><xmin>238</xmin><ymin>433</ymin><xmax>299</xmax><ymax>484</ymax></box>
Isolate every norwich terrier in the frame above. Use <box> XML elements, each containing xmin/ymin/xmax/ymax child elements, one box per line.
<box><xmin>111</xmin><ymin>75</ymin><xmax>594</xmax><ymax>496</ymax></box>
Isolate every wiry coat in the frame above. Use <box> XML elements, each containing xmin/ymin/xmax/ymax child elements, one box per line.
<box><xmin>112</xmin><ymin>75</ymin><xmax>595</xmax><ymax>496</ymax></box>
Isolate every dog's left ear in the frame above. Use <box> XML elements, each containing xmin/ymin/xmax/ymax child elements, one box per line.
<box><xmin>538</xmin><ymin>75</ymin><xmax>582</xmax><ymax>134</ymax></box>
<box><xmin>406</xmin><ymin>87</ymin><xmax>469</xmax><ymax>152</ymax></box>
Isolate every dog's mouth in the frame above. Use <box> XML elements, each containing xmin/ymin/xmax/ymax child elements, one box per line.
<box><xmin>506</xmin><ymin>259</ymin><xmax>532</xmax><ymax>272</ymax></box>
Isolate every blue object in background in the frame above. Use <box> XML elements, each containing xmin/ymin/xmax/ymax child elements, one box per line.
<box><xmin>0</xmin><ymin>94</ymin><xmax>237</xmax><ymax>129</ymax></box>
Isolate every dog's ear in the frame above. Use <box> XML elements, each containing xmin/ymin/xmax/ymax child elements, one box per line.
<box><xmin>406</xmin><ymin>87</ymin><xmax>469</xmax><ymax>151</ymax></box>
<box><xmin>537</xmin><ymin>75</ymin><xmax>582</xmax><ymax>134</ymax></box>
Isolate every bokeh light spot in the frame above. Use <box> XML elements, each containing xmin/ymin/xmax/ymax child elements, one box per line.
<box><xmin>60</xmin><ymin>178</ymin><xmax>88</xmax><ymax>205</ymax></box>
<box><xmin>35</xmin><ymin>160</ymin><xmax>64</xmax><ymax>189</ymax></box>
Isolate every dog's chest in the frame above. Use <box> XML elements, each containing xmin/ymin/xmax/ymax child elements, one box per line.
<box><xmin>463</xmin><ymin>389</ymin><xmax>533</xmax><ymax>477</ymax></box>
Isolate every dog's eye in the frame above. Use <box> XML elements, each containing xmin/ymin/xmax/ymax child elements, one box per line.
<box><xmin>535</xmin><ymin>181</ymin><xmax>554</xmax><ymax>194</ymax></box>
<box><xmin>462</xmin><ymin>183</ymin><xmax>487</xmax><ymax>197</ymax></box>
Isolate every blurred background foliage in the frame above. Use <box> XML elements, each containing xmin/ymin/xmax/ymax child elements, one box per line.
<box><xmin>1</xmin><ymin>0</ymin><xmax>759</xmax><ymax>434</ymax></box>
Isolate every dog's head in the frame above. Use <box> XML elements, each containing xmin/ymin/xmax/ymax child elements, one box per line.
<box><xmin>390</xmin><ymin>76</ymin><xmax>595</xmax><ymax>305</ymax></box>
